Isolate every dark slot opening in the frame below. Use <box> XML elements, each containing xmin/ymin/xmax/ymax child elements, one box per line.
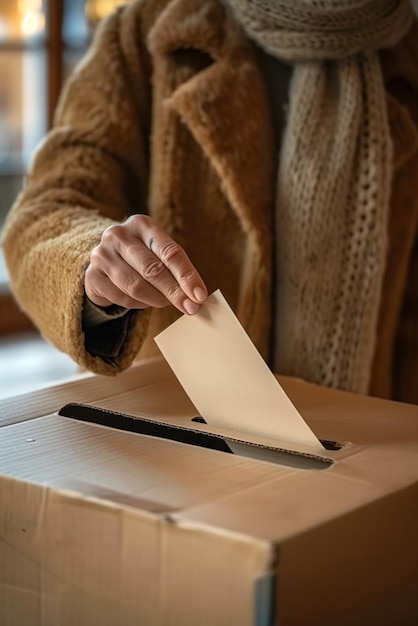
<box><xmin>60</xmin><ymin>404</ymin><xmax>231</xmax><ymax>452</ymax></box>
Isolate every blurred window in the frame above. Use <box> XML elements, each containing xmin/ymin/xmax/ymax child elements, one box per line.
<box><xmin>0</xmin><ymin>0</ymin><xmax>126</xmax><ymax>333</ymax></box>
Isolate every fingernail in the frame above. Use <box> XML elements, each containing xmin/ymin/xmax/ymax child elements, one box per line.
<box><xmin>193</xmin><ymin>287</ymin><xmax>207</xmax><ymax>302</ymax></box>
<box><xmin>183</xmin><ymin>299</ymin><xmax>199</xmax><ymax>315</ymax></box>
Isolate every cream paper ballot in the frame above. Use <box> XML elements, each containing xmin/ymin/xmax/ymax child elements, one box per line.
<box><xmin>155</xmin><ymin>290</ymin><xmax>323</xmax><ymax>451</ymax></box>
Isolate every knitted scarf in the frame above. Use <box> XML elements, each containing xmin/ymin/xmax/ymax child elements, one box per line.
<box><xmin>228</xmin><ymin>0</ymin><xmax>414</xmax><ymax>393</ymax></box>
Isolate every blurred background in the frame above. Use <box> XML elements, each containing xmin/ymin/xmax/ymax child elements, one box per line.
<box><xmin>0</xmin><ymin>0</ymin><xmax>126</xmax><ymax>398</ymax></box>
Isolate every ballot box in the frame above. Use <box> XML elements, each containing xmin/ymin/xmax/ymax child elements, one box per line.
<box><xmin>1</xmin><ymin>355</ymin><xmax>417</xmax><ymax>625</ymax></box>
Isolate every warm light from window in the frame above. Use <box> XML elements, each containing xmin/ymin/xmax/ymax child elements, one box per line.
<box><xmin>85</xmin><ymin>0</ymin><xmax>126</xmax><ymax>25</ymax></box>
<box><xmin>21</xmin><ymin>11</ymin><xmax>45</xmax><ymax>36</ymax></box>
<box><xmin>18</xmin><ymin>0</ymin><xmax>45</xmax><ymax>38</ymax></box>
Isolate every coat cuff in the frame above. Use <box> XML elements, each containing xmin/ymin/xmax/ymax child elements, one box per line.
<box><xmin>82</xmin><ymin>295</ymin><xmax>136</xmax><ymax>362</ymax></box>
<box><xmin>82</xmin><ymin>295</ymin><xmax>129</xmax><ymax>329</ymax></box>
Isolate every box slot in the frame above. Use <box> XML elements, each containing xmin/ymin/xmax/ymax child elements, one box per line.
<box><xmin>59</xmin><ymin>404</ymin><xmax>333</xmax><ymax>470</ymax></box>
<box><xmin>191</xmin><ymin>417</ymin><xmax>343</xmax><ymax>451</ymax></box>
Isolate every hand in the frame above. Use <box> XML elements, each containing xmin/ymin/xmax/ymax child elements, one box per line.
<box><xmin>85</xmin><ymin>214</ymin><xmax>208</xmax><ymax>314</ymax></box>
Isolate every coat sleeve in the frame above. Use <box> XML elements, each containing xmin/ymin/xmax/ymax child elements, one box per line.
<box><xmin>2</xmin><ymin>5</ymin><xmax>153</xmax><ymax>375</ymax></box>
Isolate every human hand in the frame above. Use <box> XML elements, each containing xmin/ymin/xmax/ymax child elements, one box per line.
<box><xmin>85</xmin><ymin>215</ymin><xmax>208</xmax><ymax>314</ymax></box>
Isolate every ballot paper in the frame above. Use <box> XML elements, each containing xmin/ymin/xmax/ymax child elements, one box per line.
<box><xmin>155</xmin><ymin>290</ymin><xmax>324</xmax><ymax>451</ymax></box>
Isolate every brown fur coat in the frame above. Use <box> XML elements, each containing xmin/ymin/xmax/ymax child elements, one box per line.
<box><xmin>3</xmin><ymin>0</ymin><xmax>418</xmax><ymax>402</ymax></box>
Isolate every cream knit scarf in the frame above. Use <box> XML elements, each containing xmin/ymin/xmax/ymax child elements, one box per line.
<box><xmin>228</xmin><ymin>0</ymin><xmax>414</xmax><ymax>393</ymax></box>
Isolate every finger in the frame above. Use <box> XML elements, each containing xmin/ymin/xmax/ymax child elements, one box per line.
<box><xmin>125</xmin><ymin>245</ymin><xmax>201</xmax><ymax>314</ymax></box>
<box><xmin>87</xmin><ymin>247</ymin><xmax>169</xmax><ymax>309</ymax></box>
<box><xmin>125</xmin><ymin>216</ymin><xmax>208</xmax><ymax>303</ymax></box>
<box><xmin>88</xmin><ymin>273</ymin><xmax>162</xmax><ymax>310</ymax></box>
<box><xmin>147</xmin><ymin>233</ymin><xmax>208</xmax><ymax>304</ymax></box>
<box><xmin>114</xmin><ymin>232</ymin><xmax>203</xmax><ymax>314</ymax></box>
<box><xmin>86</xmin><ymin>272</ymin><xmax>140</xmax><ymax>309</ymax></box>
<box><xmin>104</xmin><ymin>254</ymin><xmax>173</xmax><ymax>309</ymax></box>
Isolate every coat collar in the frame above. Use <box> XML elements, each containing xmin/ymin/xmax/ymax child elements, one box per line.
<box><xmin>147</xmin><ymin>0</ymin><xmax>276</xmax><ymax>240</ymax></box>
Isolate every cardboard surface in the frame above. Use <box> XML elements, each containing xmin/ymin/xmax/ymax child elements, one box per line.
<box><xmin>1</xmin><ymin>356</ymin><xmax>418</xmax><ymax>625</ymax></box>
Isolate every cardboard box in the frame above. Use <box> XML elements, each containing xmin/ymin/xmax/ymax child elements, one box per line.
<box><xmin>1</xmin><ymin>356</ymin><xmax>417</xmax><ymax>625</ymax></box>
